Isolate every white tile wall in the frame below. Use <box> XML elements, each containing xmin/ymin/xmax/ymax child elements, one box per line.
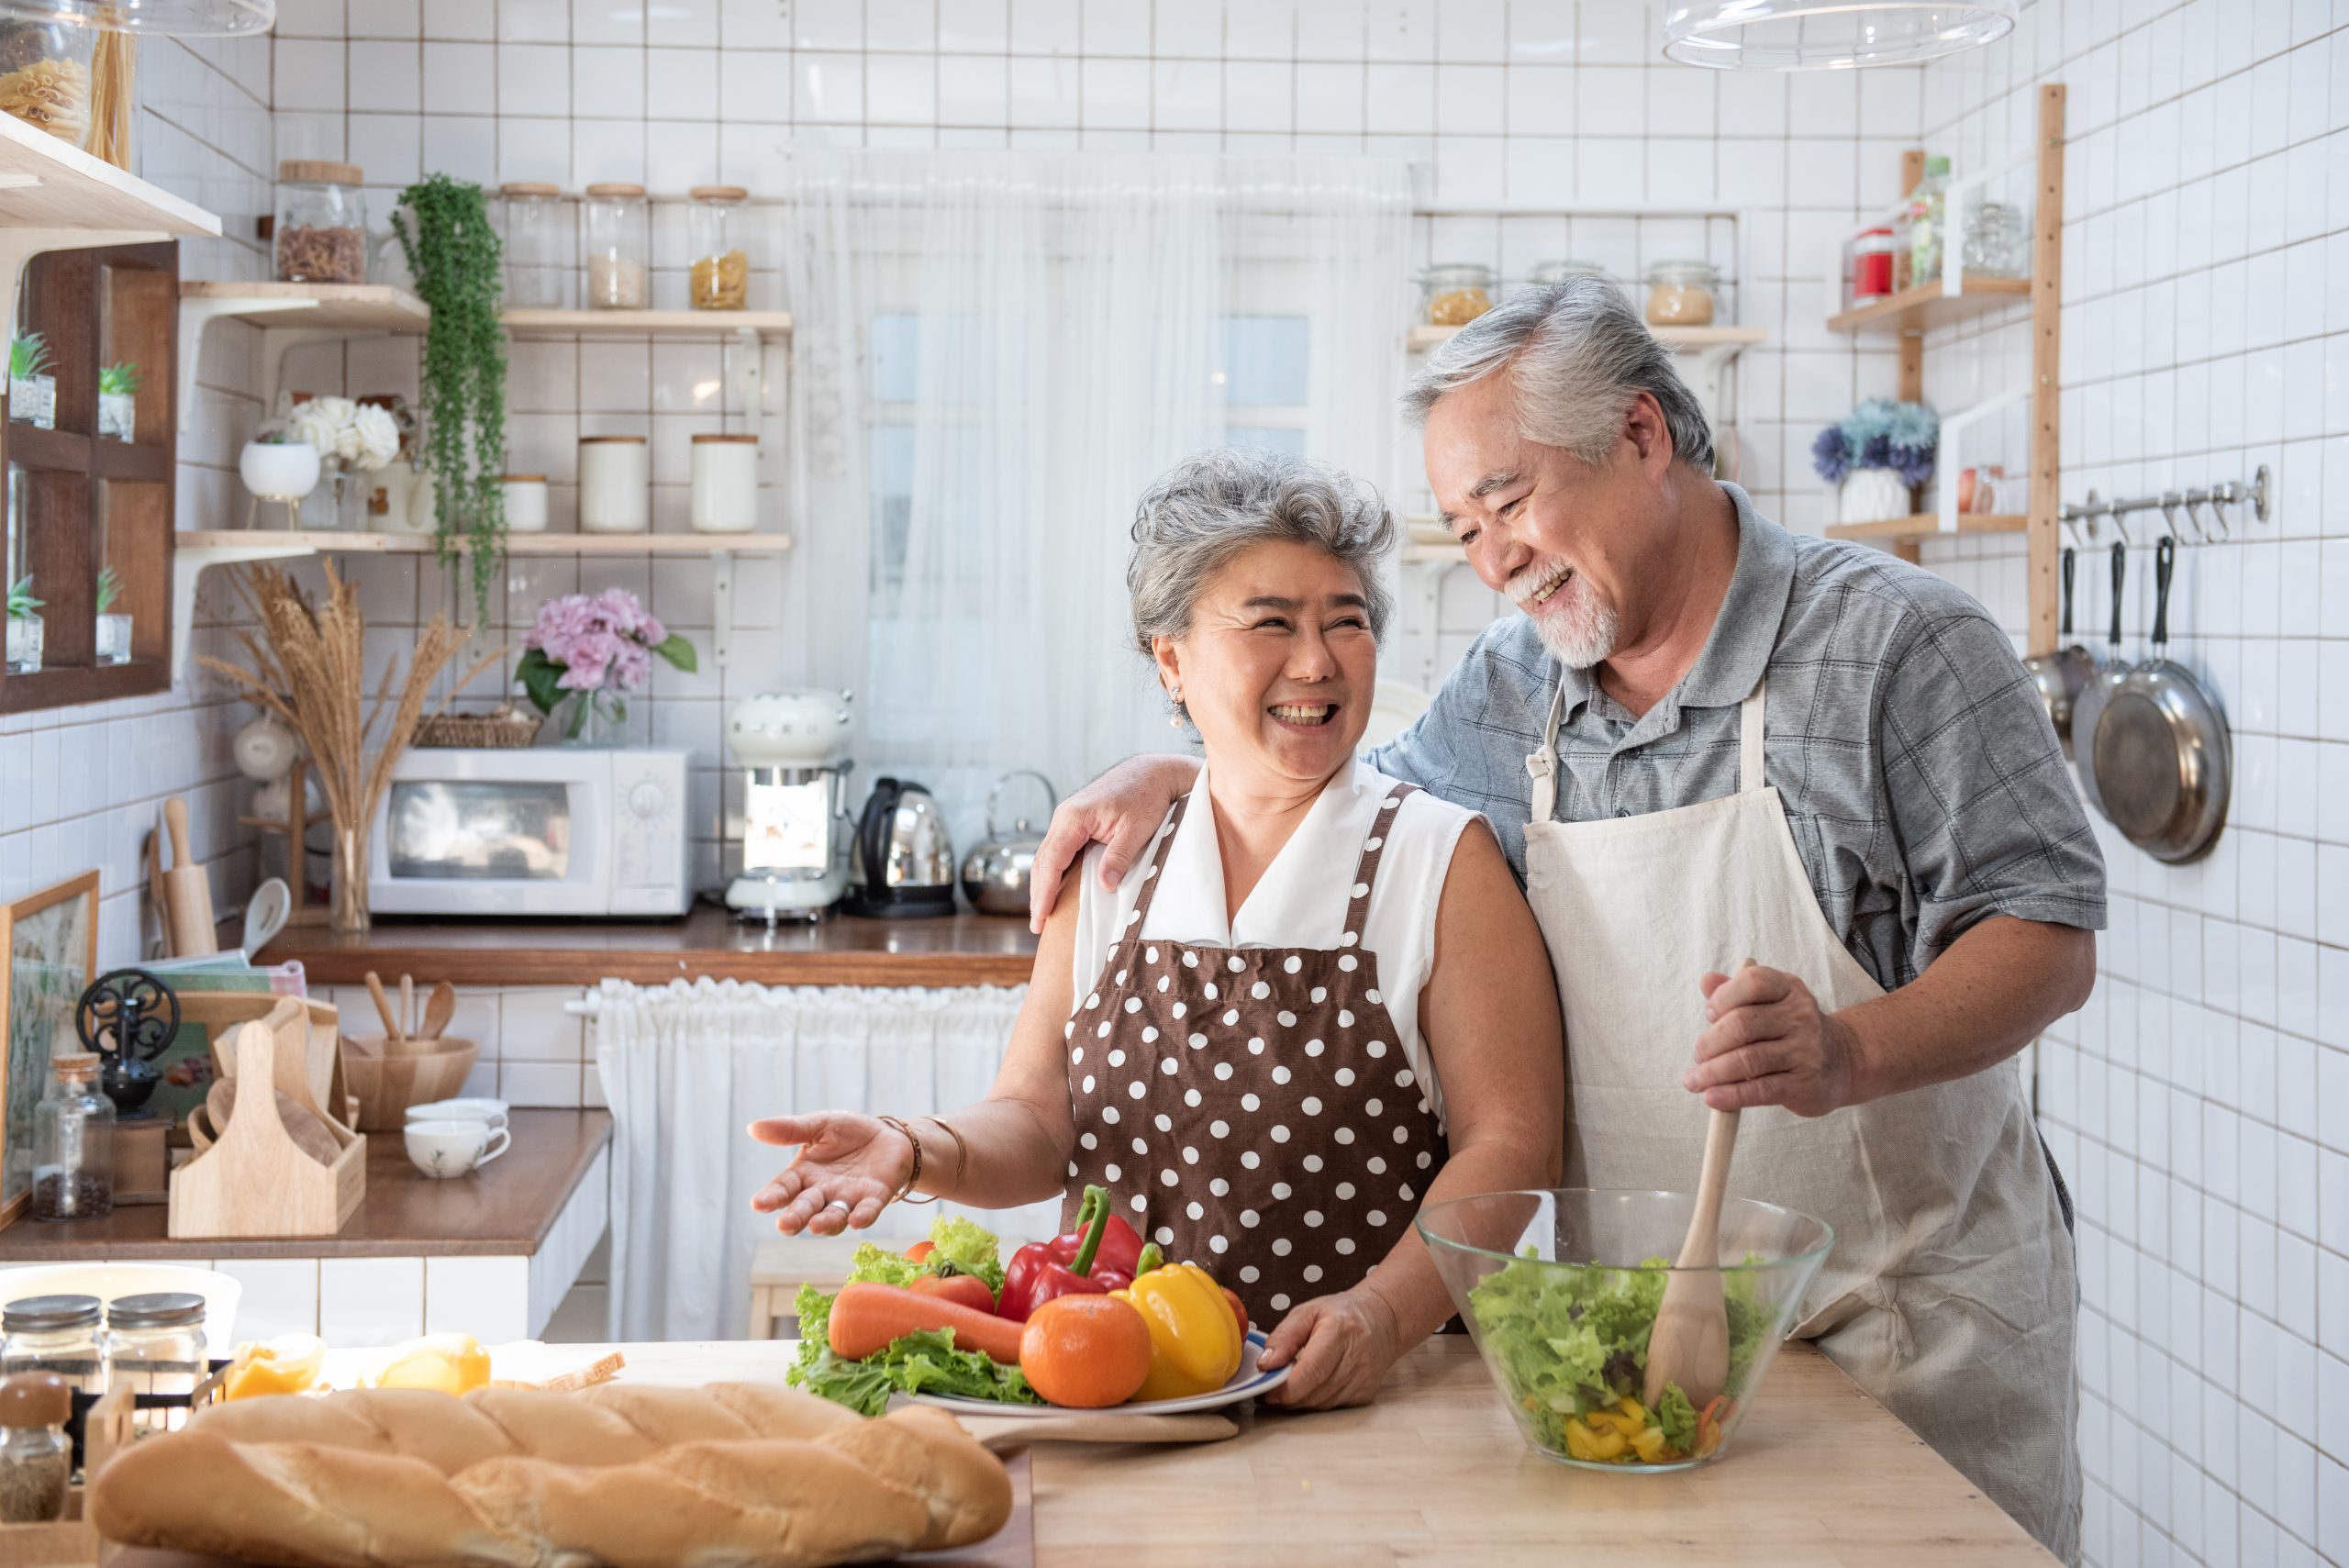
<box><xmin>1917</xmin><ymin>4</ymin><xmax>2349</xmax><ymax>1566</ymax></box>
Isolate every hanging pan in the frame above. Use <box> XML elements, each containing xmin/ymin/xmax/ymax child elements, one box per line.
<box><xmin>2070</xmin><ymin>540</ymin><xmax>2127</xmax><ymax>817</ymax></box>
<box><xmin>2022</xmin><ymin>546</ymin><xmax>2096</xmax><ymax>756</ymax></box>
<box><xmin>2089</xmin><ymin>536</ymin><xmax>2230</xmax><ymax>863</ymax></box>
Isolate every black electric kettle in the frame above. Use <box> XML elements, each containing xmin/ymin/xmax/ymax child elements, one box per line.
<box><xmin>845</xmin><ymin>777</ymin><xmax>958</xmax><ymax>917</ymax></box>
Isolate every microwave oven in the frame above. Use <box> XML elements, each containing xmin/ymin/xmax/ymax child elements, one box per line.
<box><xmin>368</xmin><ymin>748</ymin><xmax>693</xmax><ymax>917</ymax></box>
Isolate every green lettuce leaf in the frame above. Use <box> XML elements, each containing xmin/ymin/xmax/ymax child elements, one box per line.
<box><xmin>923</xmin><ymin>1215</ymin><xmax>1007</xmax><ymax>1294</ymax></box>
<box><xmin>784</xmin><ymin>1282</ymin><xmax>1039</xmax><ymax>1417</ymax></box>
<box><xmin>1653</xmin><ymin>1384</ymin><xmax>1698</xmax><ymax>1451</ymax></box>
<box><xmin>844</xmin><ymin>1243</ymin><xmax>928</xmax><ymax>1289</ymax></box>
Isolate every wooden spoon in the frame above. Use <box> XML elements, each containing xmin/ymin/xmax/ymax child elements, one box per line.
<box><xmin>399</xmin><ymin>975</ymin><xmax>416</xmax><ymax>1040</ymax></box>
<box><xmin>207</xmin><ymin>1078</ymin><xmax>343</xmax><ymax>1168</ymax></box>
<box><xmin>417</xmin><ymin>982</ymin><xmax>456</xmax><ymax>1042</ymax></box>
<box><xmin>365</xmin><ymin>972</ymin><xmax>405</xmax><ymax>1048</ymax></box>
<box><xmin>1642</xmin><ymin>960</ymin><xmax>1754</xmax><ymax>1412</ymax></box>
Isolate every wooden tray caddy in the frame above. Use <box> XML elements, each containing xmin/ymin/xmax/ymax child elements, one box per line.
<box><xmin>167</xmin><ymin>996</ymin><xmax>364</xmax><ymax>1240</ymax></box>
<box><xmin>171</xmin><ymin>992</ymin><xmax>351</xmax><ymax>1131</ymax></box>
<box><xmin>0</xmin><ymin>1385</ymin><xmax>130</xmax><ymax>1568</ymax></box>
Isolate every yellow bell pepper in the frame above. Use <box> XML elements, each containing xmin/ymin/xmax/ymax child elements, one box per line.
<box><xmin>1630</xmin><ymin>1427</ymin><xmax>1675</xmax><ymax>1464</ymax></box>
<box><xmin>1112</xmin><ymin>1262</ymin><xmax>1241</xmax><ymax>1403</ymax></box>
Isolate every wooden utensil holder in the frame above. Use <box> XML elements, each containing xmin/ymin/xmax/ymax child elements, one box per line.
<box><xmin>177</xmin><ymin>992</ymin><xmax>341</xmax><ymax>1114</ymax></box>
<box><xmin>168</xmin><ymin>997</ymin><xmax>364</xmax><ymax>1240</ymax></box>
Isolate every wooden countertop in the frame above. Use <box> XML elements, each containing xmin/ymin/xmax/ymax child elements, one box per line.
<box><xmin>458</xmin><ymin>1337</ymin><xmax>2056</xmax><ymax>1566</ymax></box>
<box><xmin>253</xmin><ymin>904</ymin><xmax>1039</xmax><ymax>989</ymax></box>
<box><xmin>0</xmin><ymin>1111</ymin><xmax>611</xmax><ymax>1261</ymax></box>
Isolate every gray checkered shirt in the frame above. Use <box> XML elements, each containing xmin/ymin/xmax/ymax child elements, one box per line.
<box><xmin>1368</xmin><ymin>484</ymin><xmax>2108</xmax><ymax>991</ymax></box>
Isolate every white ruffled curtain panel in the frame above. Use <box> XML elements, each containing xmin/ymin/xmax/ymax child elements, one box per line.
<box><xmin>779</xmin><ymin>148</ymin><xmax>1414</xmax><ymax>846</ymax></box>
<box><xmin>593</xmin><ymin>978</ymin><xmax>1051</xmax><ymax>1342</ymax></box>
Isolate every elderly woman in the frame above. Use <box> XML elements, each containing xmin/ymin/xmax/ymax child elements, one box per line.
<box><xmin>751</xmin><ymin>449</ymin><xmax>1563</xmax><ymax>1407</ymax></box>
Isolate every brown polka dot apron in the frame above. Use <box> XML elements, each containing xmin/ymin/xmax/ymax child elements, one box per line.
<box><xmin>1062</xmin><ymin>781</ymin><xmax>1447</xmax><ymax>1328</ymax></box>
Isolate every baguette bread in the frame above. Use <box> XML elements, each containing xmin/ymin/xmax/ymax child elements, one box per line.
<box><xmin>89</xmin><ymin>1382</ymin><xmax>1011</xmax><ymax>1568</ymax></box>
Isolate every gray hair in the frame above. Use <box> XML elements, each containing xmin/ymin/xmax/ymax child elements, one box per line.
<box><xmin>1128</xmin><ymin>448</ymin><xmax>1397</xmax><ymax>658</ymax></box>
<box><xmin>1399</xmin><ymin>276</ymin><xmax>1715</xmax><ymax>473</ymax></box>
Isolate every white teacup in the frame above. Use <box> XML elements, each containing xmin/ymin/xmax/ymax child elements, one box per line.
<box><xmin>405</xmin><ymin>1118</ymin><xmax>511</xmax><ymax>1179</ymax></box>
<box><xmin>406</xmin><ymin>1097</ymin><xmax>509</xmax><ymax>1130</ymax></box>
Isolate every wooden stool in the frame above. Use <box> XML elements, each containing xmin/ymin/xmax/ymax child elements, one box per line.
<box><xmin>747</xmin><ymin>1235</ymin><xmax>868</xmax><ymax>1340</ymax></box>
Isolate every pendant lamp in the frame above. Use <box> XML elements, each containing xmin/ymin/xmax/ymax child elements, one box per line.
<box><xmin>1662</xmin><ymin>0</ymin><xmax>2016</xmax><ymax>69</ymax></box>
<box><xmin>0</xmin><ymin>0</ymin><xmax>273</xmax><ymax>36</ymax></box>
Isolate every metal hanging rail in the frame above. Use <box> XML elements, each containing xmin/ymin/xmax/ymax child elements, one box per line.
<box><xmin>2058</xmin><ymin>463</ymin><xmax>2269</xmax><ymax>545</ymax></box>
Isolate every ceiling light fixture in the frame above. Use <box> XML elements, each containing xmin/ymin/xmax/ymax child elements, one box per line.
<box><xmin>1662</xmin><ymin>0</ymin><xmax>2017</xmax><ymax>69</ymax></box>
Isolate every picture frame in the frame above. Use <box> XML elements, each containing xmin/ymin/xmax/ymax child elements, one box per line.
<box><xmin>0</xmin><ymin>871</ymin><xmax>100</xmax><ymax>1229</ymax></box>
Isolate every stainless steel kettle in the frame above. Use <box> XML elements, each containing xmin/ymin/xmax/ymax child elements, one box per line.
<box><xmin>960</xmin><ymin>771</ymin><xmax>1058</xmax><ymax>917</ymax></box>
<box><xmin>845</xmin><ymin>777</ymin><xmax>958</xmax><ymax>917</ymax></box>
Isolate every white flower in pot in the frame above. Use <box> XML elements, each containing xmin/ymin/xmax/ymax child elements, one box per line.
<box><xmin>1812</xmin><ymin>400</ymin><xmax>1940</xmax><ymax>527</ymax></box>
<box><xmin>239</xmin><ymin>431</ymin><xmax>322</xmax><ymax>529</ymax></box>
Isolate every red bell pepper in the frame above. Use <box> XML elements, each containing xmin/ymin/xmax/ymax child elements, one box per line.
<box><xmin>997</xmin><ymin>1185</ymin><xmax>1143</xmax><ymax>1321</ymax></box>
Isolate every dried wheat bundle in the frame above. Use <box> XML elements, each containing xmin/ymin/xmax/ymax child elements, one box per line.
<box><xmin>199</xmin><ymin>563</ymin><xmax>496</xmax><ymax>924</ymax></box>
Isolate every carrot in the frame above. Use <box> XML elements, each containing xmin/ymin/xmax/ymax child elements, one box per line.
<box><xmin>827</xmin><ymin>1282</ymin><xmax>1026</xmax><ymax>1365</ymax></box>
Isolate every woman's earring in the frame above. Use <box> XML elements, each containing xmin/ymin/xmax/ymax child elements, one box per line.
<box><xmin>1168</xmin><ymin>686</ymin><xmax>1184</xmax><ymax>729</ymax></box>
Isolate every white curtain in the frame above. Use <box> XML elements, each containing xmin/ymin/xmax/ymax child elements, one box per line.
<box><xmin>592</xmin><ymin>978</ymin><xmax>1050</xmax><ymax>1342</ymax></box>
<box><xmin>781</xmin><ymin>149</ymin><xmax>1413</xmax><ymax>845</ymax></box>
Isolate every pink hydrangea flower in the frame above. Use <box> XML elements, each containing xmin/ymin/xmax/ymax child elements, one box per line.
<box><xmin>525</xmin><ymin>589</ymin><xmax>670</xmax><ymax>696</ymax></box>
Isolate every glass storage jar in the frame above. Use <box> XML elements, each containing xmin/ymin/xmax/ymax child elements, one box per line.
<box><xmin>1525</xmin><ymin>259</ymin><xmax>1607</xmax><ymax>289</ymax></box>
<box><xmin>0</xmin><ymin>21</ymin><xmax>95</xmax><ymax>150</ymax></box>
<box><xmin>500</xmin><ymin>183</ymin><xmax>569</xmax><ymax>309</ymax></box>
<box><xmin>1961</xmin><ymin>200</ymin><xmax>2026</xmax><ymax>279</ymax></box>
<box><xmin>0</xmin><ymin>1297</ymin><xmax>104</xmax><ymax>1398</ymax></box>
<box><xmin>688</xmin><ymin>185</ymin><xmax>751</xmax><ymax>311</ymax></box>
<box><xmin>1852</xmin><ymin>228</ymin><xmax>1898</xmax><ymax>301</ymax></box>
<box><xmin>31</xmin><ymin>1053</ymin><xmax>111</xmax><ymax>1223</ymax></box>
<box><xmin>0</xmin><ymin>1373</ymin><xmax>72</xmax><ymax>1524</ymax></box>
<box><xmin>582</xmin><ymin>183</ymin><xmax>651</xmax><ymax>310</ymax></box>
<box><xmin>1419</xmin><ymin>264</ymin><xmax>1495</xmax><ymax>328</ymax></box>
<box><xmin>1642</xmin><ymin>260</ymin><xmax>1719</xmax><ymax>327</ymax></box>
<box><xmin>276</xmin><ymin>161</ymin><xmax>368</xmax><ymax>284</ymax></box>
<box><xmin>106</xmin><ymin>1294</ymin><xmax>206</xmax><ymax>1438</ymax></box>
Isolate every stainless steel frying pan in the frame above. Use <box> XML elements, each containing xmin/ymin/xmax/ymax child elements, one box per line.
<box><xmin>2089</xmin><ymin>536</ymin><xmax>2230</xmax><ymax>863</ymax></box>
<box><xmin>2023</xmin><ymin>547</ymin><xmax>2096</xmax><ymax>756</ymax></box>
<box><xmin>2071</xmin><ymin>541</ymin><xmax>2127</xmax><ymax>817</ymax></box>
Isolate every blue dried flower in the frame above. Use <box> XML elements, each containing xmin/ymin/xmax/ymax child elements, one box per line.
<box><xmin>1857</xmin><ymin>432</ymin><xmax>1894</xmax><ymax>471</ymax></box>
<box><xmin>1841</xmin><ymin>398</ymin><xmax>1896</xmax><ymax>447</ymax></box>
<box><xmin>1887</xmin><ymin>442</ymin><xmax>1936</xmax><ymax>487</ymax></box>
<box><xmin>1885</xmin><ymin>400</ymin><xmax>1939</xmax><ymax>450</ymax></box>
<box><xmin>1810</xmin><ymin>425</ymin><xmax>1851</xmax><ymax>484</ymax></box>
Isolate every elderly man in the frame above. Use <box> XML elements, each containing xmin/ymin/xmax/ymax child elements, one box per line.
<box><xmin>1031</xmin><ymin>277</ymin><xmax>2100</xmax><ymax>1562</ymax></box>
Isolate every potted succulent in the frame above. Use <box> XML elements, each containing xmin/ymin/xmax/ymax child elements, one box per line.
<box><xmin>95</xmin><ymin>565</ymin><xmax>129</xmax><ymax>665</ymax></box>
<box><xmin>6</xmin><ymin>574</ymin><xmax>41</xmax><ymax>674</ymax></box>
<box><xmin>8</xmin><ymin>331</ymin><xmax>54</xmax><ymax>430</ymax></box>
<box><xmin>1811</xmin><ymin>399</ymin><xmax>1939</xmax><ymax>525</ymax></box>
<box><xmin>517</xmin><ymin>588</ymin><xmax>696</xmax><ymax>746</ymax></box>
<box><xmin>97</xmin><ymin>361</ymin><xmax>139</xmax><ymax>441</ymax></box>
<box><xmin>239</xmin><ymin>427</ymin><xmax>324</xmax><ymax>528</ymax></box>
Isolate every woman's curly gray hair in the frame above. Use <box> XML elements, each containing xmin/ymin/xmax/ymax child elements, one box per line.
<box><xmin>1127</xmin><ymin>449</ymin><xmax>1397</xmax><ymax>662</ymax></box>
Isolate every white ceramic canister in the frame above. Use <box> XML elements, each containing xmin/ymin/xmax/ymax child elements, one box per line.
<box><xmin>503</xmin><ymin>474</ymin><xmax>549</xmax><ymax>532</ymax></box>
<box><xmin>577</xmin><ymin>436</ymin><xmax>650</xmax><ymax>534</ymax></box>
<box><xmin>688</xmin><ymin>434</ymin><xmax>759</xmax><ymax>534</ymax></box>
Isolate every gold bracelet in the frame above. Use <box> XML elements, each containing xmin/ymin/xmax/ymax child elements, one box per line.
<box><xmin>876</xmin><ymin>1115</ymin><xmax>936</xmax><ymax>1206</ymax></box>
<box><xmin>921</xmin><ymin>1115</ymin><xmax>970</xmax><ymax>1190</ymax></box>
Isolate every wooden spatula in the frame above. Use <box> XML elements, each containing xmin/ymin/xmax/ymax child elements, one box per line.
<box><xmin>1642</xmin><ymin>960</ymin><xmax>1754</xmax><ymax>1411</ymax></box>
<box><xmin>418</xmin><ymin>982</ymin><xmax>456</xmax><ymax>1042</ymax></box>
<box><xmin>364</xmin><ymin>971</ymin><xmax>405</xmax><ymax>1049</ymax></box>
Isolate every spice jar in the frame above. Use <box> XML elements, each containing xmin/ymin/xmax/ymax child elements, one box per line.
<box><xmin>1642</xmin><ymin>261</ymin><xmax>1719</xmax><ymax>327</ymax></box>
<box><xmin>106</xmin><ymin>1295</ymin><xmax>206</xmax><ymax>1438</ymax></box>
<box><xmin>1852</xmin><ymin>228</ymin><xmax>1897</xmax><ymax>301</ymax></box>
<box><xmin>500</xmin><ymin>183</ymin><xmax>569</xmax><ymax>309</ymax></box>
<box><xmin>578</xmin><ymin>436</ymin><xmax>650</xmax><ymax>533</ymax></box>
<box><xmin>1418</xmin><ymin>264</ymin><xmax>1494</xmax><ymax>328</ymax></box>
<box><xmin>276</xmin><ymin>160</ymin><xmax>368</xmax><ymax>284</ymax></box>
<box><xmin>503</xmin><ymin>474</ymin><xmax>549</xmax><ymax>533</ymax></box>
<box><xmin>1526</xmin><ymin>259</ymin><xmax>1607</xmax><ymax>289</ymax></box>
<box><xmin>1961</xmin><ymin>201</ymin><xmax>2026</xmax><ymax>279</ymax></box>
<box><xmin>0</xmin><ymin>1298</ymin><xmax>104</xmax><ymax>1398</ymax></box>
<box><xmin>688</xmin><ymin>185</ymin><xmax>751</xmax><ymax>311</ymax></box>
<box><xmin>689</xmin><ymin>434</ymin><xmax>758</xmax><ymax>533</ymax></box>
<box><xmin>31</xmin><ymin>1053</ymin><xmax>111</xmax><ymax>1223</ymax></box>
<box><xmin>0</xmin><ymin>1373</ymin><xmax>72</xmax><ymax>1524</ymax></box>
<box><xmin>582</xmin><ymin>183</ymin><xmax>651</xmax><ymax>310</ymax></box>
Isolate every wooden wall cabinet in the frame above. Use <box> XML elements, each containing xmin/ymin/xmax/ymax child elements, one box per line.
<box><xmin>1</xmin><ymin>239</ymin><xmax>177</xmax><ymax>714</ymax></box>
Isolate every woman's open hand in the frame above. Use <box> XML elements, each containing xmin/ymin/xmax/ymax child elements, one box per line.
<box><xmin>748</xmin><ymin>1113</ymin><xmax>911</xmax><ymax>1235</ymax></box>
<box><xmin>1259</xmin><ymin>1287</ymin><xmax>1402</xmax><ymax>1410</ymax></box>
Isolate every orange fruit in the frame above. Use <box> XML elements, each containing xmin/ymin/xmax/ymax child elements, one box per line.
<box><xmin>1019</xmin><ymin>1295</ymin><xmax>1153</xmax><ymax>1408</ymax></box>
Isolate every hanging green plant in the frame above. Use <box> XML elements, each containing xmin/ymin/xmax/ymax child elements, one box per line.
<box><xmin>393</xmin><ymin>173</ymin><xmax>507</xmax><ymax>624</ymax></box>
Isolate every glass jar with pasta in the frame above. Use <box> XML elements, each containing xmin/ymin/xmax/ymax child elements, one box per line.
<box><xmin>276</xmin><ymin>161</ymin><xmax>369</xmax><ymax>284</ymax></box>
<box><xmin>1419</xmin><ymin>264</ymin><xmax>1496</xmax><ymax>328</ymax></box>
<box><xmin>688</xmin><ymin>185</ymin><xmax>751</xmax><ymax>311</ymax></box>
<box><xmin>0</xmin><ymin>22</ymin><xmax>95</xmax><ymax>153</ymax></box>
<box><xmin>1642</xmin><ymin>260</ymin><xmax>1719</xmax><ymax>327</ymax></box>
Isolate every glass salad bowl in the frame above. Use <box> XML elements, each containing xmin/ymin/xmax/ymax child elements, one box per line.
<box><xmin>1417</xmin><ymin>1189</ymin><xmax>1831</xmax><ymax>1472</ymax></box>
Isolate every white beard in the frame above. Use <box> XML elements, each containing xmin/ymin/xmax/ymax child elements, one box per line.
<box><xmin>1509</xmin><ymin>563</ymin><xmax>1620</xmax><ymax>670</ymax></box>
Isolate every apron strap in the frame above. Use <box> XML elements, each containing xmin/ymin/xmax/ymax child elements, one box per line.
<box><xmin>1340</xmin><ymin>783</ymin><xmax>1419</xmax><ymax>945</ymax></box>
<box><xmin>1121</xmin><ymin>794</ymin><xmax>1192</xmax><ymax>934</ymax></box>
<box><xmin>1738</xmin><ymin>675</ymin><xmax>1768</xmax><ymax>794</ymax></box>
<box><xmin>1524</xmin><ymin>675</ymin><xmax>1569</xmax><ymax>824</ymax></box>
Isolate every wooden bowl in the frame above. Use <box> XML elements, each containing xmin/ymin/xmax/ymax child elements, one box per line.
<box><xmin>342</xmin><ymin>1036</ymin><xmax>479</xmax><ymax>1132</ymax></box>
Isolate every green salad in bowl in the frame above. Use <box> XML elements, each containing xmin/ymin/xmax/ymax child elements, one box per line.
<box><xmin>1418</xmin><ymin>1189</ymin><xmax>1831</xmax><ymax>1470</ymax></box>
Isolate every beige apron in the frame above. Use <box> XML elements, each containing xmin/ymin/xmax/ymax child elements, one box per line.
<box><xmin>1523</xmin><ymin>674</ymin><xmax>2081</xmax><ymax>1565</ymax></box>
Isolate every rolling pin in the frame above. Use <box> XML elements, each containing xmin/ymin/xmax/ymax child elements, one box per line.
<box><xmin>162</xmin><ymin>796</ymin><xmax>220</xmax><ymax>959</ymax></box>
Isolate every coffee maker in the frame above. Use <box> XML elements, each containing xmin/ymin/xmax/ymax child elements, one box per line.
<box><xmin>725</xmin><ymin>690</ymin><xmax>855</xmax><ymax>924</ymax></box>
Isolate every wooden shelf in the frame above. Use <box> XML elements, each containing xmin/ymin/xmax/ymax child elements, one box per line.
<box><xmin>1825</xmin><ymin>513</ymin><xmax>2028</xmax><ymax>543</ymax></box>
<box><xmin>0</xmin><ymin>112</ymin><xmax>219</xmax><ymax>238</ymax></box>
<box><xmin>1408</xmin><ymin>322</ymin><xmax>1765</xmax><ymax>354</ymax></box>
<box><xmin>177</xmin><ymin>529</ymin><xmax>790</xmax><ymax>556</ymax></box>
<box><xmin>502</xmin><ymin>308</ymin><xmax>792</xmax><ymax>340</ymax></box>
<box><xmin>1825</xmin><ymin>277</ymin><xmax>2031</xmax><ymax>334</ymax></box>
<box><xmin>182</xmin><ymin>280</ymin><xmax>429</xmax><ymax>332</ymax></box>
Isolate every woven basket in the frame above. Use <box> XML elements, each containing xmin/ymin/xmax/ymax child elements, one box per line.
<box><xmin>416</xmin><ymin>706</ymin><xmax>542</xmax><ymax>750</ymax></box>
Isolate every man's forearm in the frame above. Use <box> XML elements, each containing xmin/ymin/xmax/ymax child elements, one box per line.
<box><xmin>1837</xmin><ymin>916</ymin><xmax>2096</xmax><ymax>1104</ymax></box>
